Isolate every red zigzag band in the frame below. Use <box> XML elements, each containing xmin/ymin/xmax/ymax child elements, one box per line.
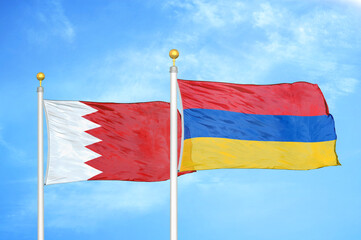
<box><xmin>81</xmin><ymin>101</ymin><xmax>191</xmax><ymax>182</ymax></box>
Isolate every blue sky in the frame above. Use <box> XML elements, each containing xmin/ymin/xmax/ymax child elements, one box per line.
<box><xmin>1</xmin><ymin>0</ymin><xmax>361</xmax><ymax>239</ymax></box>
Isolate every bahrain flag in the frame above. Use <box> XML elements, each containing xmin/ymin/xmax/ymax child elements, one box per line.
<box><xmin>44</xmin><ymin>100</ymin><xmax>188</xmax><ymax>185</ymax></box>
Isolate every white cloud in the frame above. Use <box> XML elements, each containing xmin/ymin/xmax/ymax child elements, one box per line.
<box><xmin>338</xmin><ymin>78</ymin><xmax>358</xmax><ymax>93</ymax></box>
<box><xmin>249</xmin><ymin>3</ymin><xmax>361</xmax><ymax>107</ymax></box>
<box><xmin>83</xmin><ymin>1</ymin><xmax>360</xmax><ymax>108</ymax></box>
<box><xmin>319</xmin><ymin>77</ymin><xmax>359</xmax><ymax>108</ymax></box>
<box><xmin>253</xmin><ymin>2</ymin><xmax>283</xmax><ymax>27</ymax></box>
<box><xmin>29</xmin><ymin>0</ymin><xmax>75</xmax><ymax>43</ymax></box>
<box><xmin>165</xmin><ymin>0</ymin><xmax>246</xmax><ymax>28</ymax></box>
<box><xmin>0</xmin><ymin>127</ymin><xmax>26</xmax><ymax>161</ymax></box>
<box><xmin>4</xmin><ymin>181</ymin><xmax>169</xmax><ymax>231</ymax></box>
<box><xmin>334</xmin><ymin>0</ymin><xmax>361</xmax><ymax>7</ymax></box>
<box><xmin>85</xmin><ymin>47</ymin><xmax>172</xmax><ymax>103</ymax></box>
<box><xmin>179</xmin><ymin>170</ymin><xmax>294</xmax><ymax>222</ymax></box>
<box><xmin>44</xmin><ymin>182</ymin><xmax>168</xmax><ymax>229</ymax></box>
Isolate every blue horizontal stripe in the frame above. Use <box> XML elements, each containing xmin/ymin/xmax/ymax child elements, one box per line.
<box><xmin>184</xmin><ymin>108</ymin><xmax>336</xmax><ymax>142</ymax></box>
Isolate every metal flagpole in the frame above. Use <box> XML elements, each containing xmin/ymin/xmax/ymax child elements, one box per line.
<box><xmin>37</xmin><ymin>72</ymin><xmax>45</xmax><ymax>240</ymax></box>
<box><xmin>169</xmin><ymin>49</ymin><xmax>179</xmax><ymax>240</ymax></box>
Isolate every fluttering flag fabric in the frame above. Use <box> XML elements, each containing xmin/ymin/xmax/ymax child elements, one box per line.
<box><xmin>178</xmin><ymin>79</ymin><xmax>340</xmax><ymax>172</ymax></box>
<box><xmin>44</xmin><ymin>100</ymin><xmax>188</xmax><ymax>185</ymax></box>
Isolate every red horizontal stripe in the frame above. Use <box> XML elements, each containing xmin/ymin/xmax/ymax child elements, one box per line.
<box><xmin>178</xmin><ymin>80</ymin><xmax>329</xmax><ymax>116</ymax></box>
<box><xmin>81</xmin><ymin>101</ymin><xmax>192</xmax><ymax>182</ymax></box>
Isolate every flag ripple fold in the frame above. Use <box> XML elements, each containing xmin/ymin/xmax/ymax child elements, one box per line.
<box><xmin>44</xmin><ymin>100</ymin><xmax>189</xmax><ymax>185</ymax></box>
<box><xmin>177</xmin><ymin>79</ymin><xmax>340</xmax><ymax>171</ymax></box>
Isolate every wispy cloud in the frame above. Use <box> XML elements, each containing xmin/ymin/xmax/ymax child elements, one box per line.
<box><xmin>0</xmin><ymin>127</ymin><xmax>26</xmax><ymax>161</ymax></box>
<box><xmin>178</xmin><ymin>171</ymin><xmax>295</xmax><ymax>223</ymax></box>
<box><xmin>253</xmin><ymin>2</ymin><xmax>285</xmax><ymax>28</ymax></box>
<box><xmin>333</xmin><ymin>0</ymin><xmax>361</xmax><ymax>7</ymax></box>
<box><xmin>4</xmin><ymin>181</ymin><xmax>169</xmax><ymax>231</ymax></box>
<box><xmin>319</xmin><ymin>77</ymin><xmax>358</xmax><ymax>107</ymax></box>
<box><xmin>70</xmin><ymin>0</ymin><xmax>360</xmax><ymax>110</ymax></box>
<box><xmin>44</xmin><ymin>182</ymin><xmax>168</xmax><ymax>229</ymax></box>
<box><xmin>165</xmin><ymin>0</ymin><xmax>246</xmax><ymax>28</ymax></box>
<box><xmin>94</xmin><ymin>48</ymin><xmax>172</xmax><ymax>103</ymax></box>
<box><xmin>28</xmin><ymin>0</ymin><xmax>75</xmax><ymax>43</ymax></box>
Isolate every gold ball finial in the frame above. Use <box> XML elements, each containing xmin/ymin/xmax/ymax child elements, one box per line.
<box><xmin>169</xmin><ymin>49</ymin><xmax>179</xmax><ymax>59</ymax></box>
<box><xmin>37</xmin><ymin>72</ymin><xmax>45</xmax><ymax>86</ymax></box>
<box><xmin>169</xmin><ymin>49</ymin><xmax>179</xmax><ymax>66</ymax></box>
<box><xmin>37</xmin><ymin>72</ymin><xmax>45</xmax><ymax>81</ymax></box>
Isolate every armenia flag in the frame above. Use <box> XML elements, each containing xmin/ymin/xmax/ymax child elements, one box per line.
<box><xmin>178</xmin><ymin>79</ymin><xmax>340</xmax><ymax>172</ymax></box>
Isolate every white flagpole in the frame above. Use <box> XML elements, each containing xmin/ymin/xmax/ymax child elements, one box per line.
<box><xmin>169</xmin><ymin>49</ymin><xmax>179</xmax><ymax>240</ymax></box>
<box><xmin>37</xmin><ymin>72</ymin><xmax>45</xmax><ymax>240</ymax></box>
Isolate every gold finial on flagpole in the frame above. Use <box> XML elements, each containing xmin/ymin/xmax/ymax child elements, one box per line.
<box><xmin>169</xmin><ymin>49</ymin><xmax>179</xmax><ymax>66</ymax></box>
<box><xmin>36</xmin><ymin>72</ymin><xmax>45</xmax><ymax>87</ymax></box>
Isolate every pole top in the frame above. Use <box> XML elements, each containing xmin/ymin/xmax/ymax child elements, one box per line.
<box><xmin>36</xmin><ymin>72</ymin><xmax>45</xmax><ymax>86</ymax></box>
<box><xmin>169</xmin><ymin>49</ymin><xmax>179</xmax><ymax>66</ymax></box>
